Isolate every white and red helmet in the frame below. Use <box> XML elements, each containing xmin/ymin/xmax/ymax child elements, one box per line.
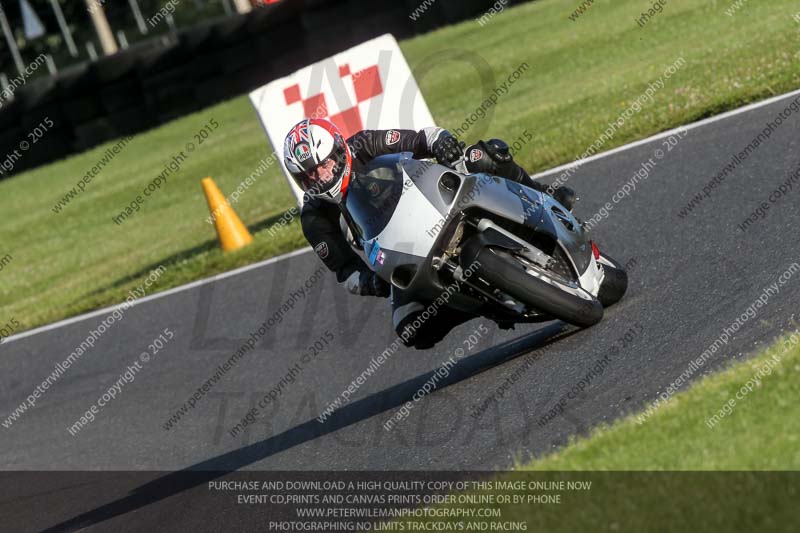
<box><xmin>283</xmin><ymin>118</ymin><xmax>353</xmax><ymax>203</ymax></box>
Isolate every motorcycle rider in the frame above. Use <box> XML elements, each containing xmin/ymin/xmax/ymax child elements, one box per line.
<box><xmin>283</xmin><ymin>118</ymin><xmax>576</xmax><ymax>349</ymax></box>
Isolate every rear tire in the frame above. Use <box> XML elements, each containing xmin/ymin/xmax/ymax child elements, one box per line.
<box><xmin>597</xmin><ymin>255</ymin><xmax>628</xmax><ymax>307</ymax></box>
<box><xmin>463</xmin><ymin>243</ymin><xmax>603</xmax><ymax>328</ymax></box>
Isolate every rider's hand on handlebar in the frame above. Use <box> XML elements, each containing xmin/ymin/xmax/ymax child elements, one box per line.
<box><xmin>346</xmin><ymin>271</ymin><xmax>391</xmax><ymax>298</ymax></box>
<box><xmin>433</xmin><ymin>133</ymin><xmax>465</xmax><ymax>168</ymax></box>
<box><xmin>369</xmin><ymin>273</ymin><xmax>391</xmax><ymax>298</ymax></box>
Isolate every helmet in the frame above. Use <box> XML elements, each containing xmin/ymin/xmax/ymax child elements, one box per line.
<box><xmin>283</xmin><ymin>118</ymin><xmax>352</xmax><ymax>203</ymax></box>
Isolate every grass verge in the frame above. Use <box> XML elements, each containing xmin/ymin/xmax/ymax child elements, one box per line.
<box><xmin>1</xmin><ymin>0</ymin><xmax>800</xmax><ymax>332</ymax></box>
<box><xmin>523</xmin><ymin>332</ymin><xmax>800</xmax><ymax>471</ymax></box>
<box><xmin>398</xmin><ymin>332</ymin><xmax>800</xmax><ymax>531</ymax></box>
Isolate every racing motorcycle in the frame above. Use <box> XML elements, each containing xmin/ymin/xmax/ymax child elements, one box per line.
<box><xmin>339</xmin><ymin>152</ymin><xmax>628</xmax><ymax>328</ymax></box>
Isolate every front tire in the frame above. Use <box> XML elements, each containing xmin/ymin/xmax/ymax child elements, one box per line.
<box><xmin>463</xmin><ymin>242</ymin><xmax>603</xmax><ymax>328</ymax></box>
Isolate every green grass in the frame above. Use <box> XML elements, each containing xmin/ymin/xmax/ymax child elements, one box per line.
<box><xmin>523</xmin><ymin>333</ymin><xmax>800</xmax><ymax>470</ymax></box>
<box><xmin>398</xmin><ymin>333</ymin><xmax>800</xmax><ymax>531</ymax></box>
<box><xmin>2</xmin><ymin>0</ymin><xmax>800</xmax><ymax>332</ymax></box>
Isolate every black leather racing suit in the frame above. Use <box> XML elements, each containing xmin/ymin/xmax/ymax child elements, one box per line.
<box><xmin>300</xmin><ymin>128</ymin><xmax>546</xmax><ymax>349</ymax></box>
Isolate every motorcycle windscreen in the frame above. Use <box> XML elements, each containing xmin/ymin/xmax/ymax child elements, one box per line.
<box><xmin>343</xmin><ymin>155</ymin><xmax>406</xmax><ymax>241</ymax></box>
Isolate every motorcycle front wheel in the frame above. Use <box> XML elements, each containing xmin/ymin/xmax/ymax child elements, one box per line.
<box><xmin>461</xmin><ymin>240</ymin><xmax>603</xmax><ymax>328</ymax></box>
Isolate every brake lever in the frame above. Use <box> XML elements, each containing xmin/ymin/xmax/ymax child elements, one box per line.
<box><xmin>451</xmin><ymin>156</ymin><xmax>468</xmax><ymax>175</ymax></box>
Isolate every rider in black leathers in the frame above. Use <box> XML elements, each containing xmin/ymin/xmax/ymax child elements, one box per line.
<box><xmin>283</xmin><ymin>119</ymin><xmax>575</xmax><ymax>349</ymax></box>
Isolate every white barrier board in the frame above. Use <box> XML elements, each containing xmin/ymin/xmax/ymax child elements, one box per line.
<box><xmin>249</xmin><ymin>34</ymin><xmax>436</xmax><ymax>205</ymax></box>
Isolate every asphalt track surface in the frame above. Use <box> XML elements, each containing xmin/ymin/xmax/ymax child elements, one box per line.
<box><xmin>2</xmin><ymin>91</ymin><xmax>800</xmax><ymax>530</ymax></box>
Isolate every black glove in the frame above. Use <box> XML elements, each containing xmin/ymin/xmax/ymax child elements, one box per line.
<box><xmin>347</xmin><ymin>270</ymin><xmax>391</xmax><ymax>297</ymax></box>
<box><xmin>367</xmin><ymin>271</ymin><xmax>391</xmax><ymax>297</ymax></box>
<box><xmin>432</xmin><ymin>132</ymin><xmax>464</xmax><ymax>167</ymax></box>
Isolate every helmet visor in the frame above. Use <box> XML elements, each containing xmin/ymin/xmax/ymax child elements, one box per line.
<box><xmin>291</xmin><ymin>137</ymin><xmax>349</xmax><ymax>196</ymax></box>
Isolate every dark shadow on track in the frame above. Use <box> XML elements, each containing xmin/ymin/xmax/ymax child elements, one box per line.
<box><xmin>43</xmin><ymin>323</ymin><xmax>576</xmax><ymax>532</ymax></box>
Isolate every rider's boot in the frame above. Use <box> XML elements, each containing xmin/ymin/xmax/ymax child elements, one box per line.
<box><xmin>552</xmin><ymin>186</ymin><xmax>578</xmax><ymax>211</ymax></box>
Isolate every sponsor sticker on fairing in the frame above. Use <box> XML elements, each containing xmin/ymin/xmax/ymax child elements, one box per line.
<box><xmin>367</xmin><ymin>240</ymin><xmax>383</xmax><ymax>265</ymax></box>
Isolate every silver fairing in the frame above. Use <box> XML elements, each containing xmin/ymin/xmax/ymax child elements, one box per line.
<box><xmin>345</xmin><ymin>153</ymin><xmax>602</xmax><ymax>300</ymax></box>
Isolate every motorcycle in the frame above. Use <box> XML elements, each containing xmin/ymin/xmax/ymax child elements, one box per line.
<box><xmin>339</xmin><ymin>152</ymin><xmax>628</xmax><ymax>328</ymax></box>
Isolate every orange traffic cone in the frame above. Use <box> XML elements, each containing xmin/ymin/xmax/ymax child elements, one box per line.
<box><xmin>201</xmin><ymin>177</ymin><xmax>253</xmax><ymax>251</ymax></box>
